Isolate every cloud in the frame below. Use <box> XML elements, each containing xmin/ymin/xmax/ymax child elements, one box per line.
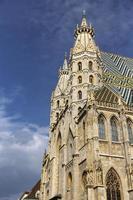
<box><xmin>0</xmin><ymin>92</ymin><xmax>49</xmax><ymax>200</ymax></box>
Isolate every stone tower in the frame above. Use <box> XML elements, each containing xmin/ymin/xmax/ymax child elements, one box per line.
<box><xmin>40</xmin><ymin>13</ymin><xmax>133</xmax><ymax>200</ymax></box>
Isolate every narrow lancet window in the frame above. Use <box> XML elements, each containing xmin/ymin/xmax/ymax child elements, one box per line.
<box><xmin>89</xmin><ymin>75</ymin><xmax>94</xmax><ymax>84</ymax></box>
<box><xmin>98</xmin><ymin>115</ymin><xmax>106</xmax><ymax>139</ymax></box>
<box><xmin>110</xmin><ymin>117</ymin><xmax>118</xmax><ymax>142</ymax></box>
<box><xmin>78</xmin><ymin>91</ymin><xmax>82</xmax><ymax>100</ymax></box>
<box><xmin>78</xmin><ymin>62</ymin><xmax>82</xmax><ymax>71</ymax></box>
<box><xmin>89</xmin><ymin>61</ymin><xmax>93</xmax><ymax>70</ymax></box>
<box><xmin>78</xmin><ymin>76</ymin><xmax>82</xmax><ymax>84</ymax></box>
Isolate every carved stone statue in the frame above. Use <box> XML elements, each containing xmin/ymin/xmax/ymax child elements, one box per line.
<box><xmin>95</xmin><ymin>160</ymin><xmax>103</xmax><ymax>185</ymax></box>
<box><xmin>87</xmin><ymin>167</ymin><xmax>94</xmax><ymax>186</ymax></box>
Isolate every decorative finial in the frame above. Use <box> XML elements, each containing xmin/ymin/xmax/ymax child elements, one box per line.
<box><xmin>64</xmin><ymin>52</ymin><xmax>67</xmax><ymax>59</ymax></box>
<box><xmin>82</xmin><ymin>10</ymin><xmax>86</xmax><ymax>17</ymax></box>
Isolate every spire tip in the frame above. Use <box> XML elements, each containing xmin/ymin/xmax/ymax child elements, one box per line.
<box><xmin>82</xmin><ymin>10</ymin><xmax>86</xmax><ymax>18</ymax></box>
<box><xmin>64</xmin><ymin>52</ymin><xmax>67</xmax><ymax>59</ymax></box>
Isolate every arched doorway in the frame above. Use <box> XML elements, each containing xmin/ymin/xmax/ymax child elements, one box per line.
<box><xmin>106</xmin><ymin>168</ymin><xmax>122</xmax><ymax>200</ymax></box>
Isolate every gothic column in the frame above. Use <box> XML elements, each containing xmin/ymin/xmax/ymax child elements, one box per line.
<box><xmin>61</xmin><ymin>144</ymin><xmax>67</xmax><ymax>200</ymax></box>
<box><xmin>118</xmin><ymin>106</ymin><xmax>133</xmax><ymax>199</ymax></box>
<box><xmin>73</xmin><ymin>123</ymin><xmax>80</xmax><ymax>200</ymax></box>
<box><xmin>91</xmin><ymin>102</ymin><xmax>106</xmax><ymax>200</ymax></box>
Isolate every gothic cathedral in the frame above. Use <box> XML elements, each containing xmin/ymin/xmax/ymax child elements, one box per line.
<box><xmin>39</xmin><ymin>14</ymin><xmax>133</xmax><ymax>200</ymax></box>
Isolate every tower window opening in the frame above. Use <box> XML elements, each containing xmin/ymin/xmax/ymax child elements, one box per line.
<box><xmin>78</xmin><ymin>91</ymin><xmax>82</xmax><ymax>100</ymax></box>
<box><xmin>57</xmin><ymin>100</ymin><xmax>60</xmax><ymax>108</ymax></box>
<box><xmin>89</xmin><ymin>61</ymin><xmax>93</xmax><ymax>70</ymax></box>
<box><xmin>78</xmin><ymin>76</ymin><xmax>82</xmax><ymax>84</ymax></box>
<box><xmin>89</xmin><ymin>75</ymin><xmax>94</xmax><ymax>84</ymax></box>
<box><xmin>78</xmin><ymin>62</ymin><xmax>82</xmax><ymax>71</ymax></box>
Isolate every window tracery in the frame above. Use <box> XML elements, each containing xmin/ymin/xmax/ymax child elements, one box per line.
<box><xmin>106</xmin><ymin>168</ymin><xmax>121</xmax><ymax>200</ymax></box>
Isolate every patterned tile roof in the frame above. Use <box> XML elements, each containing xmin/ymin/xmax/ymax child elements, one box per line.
<box><xmin>101</xmin><ymin>52</ymin><xmax>133</xmax><ymax>106</ymax></box>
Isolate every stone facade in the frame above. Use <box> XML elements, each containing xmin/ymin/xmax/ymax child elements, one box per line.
<box><xmin>39</xmin><ymin>13</ymin><xmax>133</xmax><ymax>200</ymax></box>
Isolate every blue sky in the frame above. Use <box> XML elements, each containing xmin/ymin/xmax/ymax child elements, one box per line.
<box><xmin>0</xmin><ymin>0</ymin><xmax>133</xmax><ymax>199</ymax></box>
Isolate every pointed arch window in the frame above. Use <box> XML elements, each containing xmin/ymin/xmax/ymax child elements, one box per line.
<box><xmin>78</xmin><ymin>91</ymin><xmax>82</xmax><ymax>100</ymax></box>
<box><xmin>78</xmin><ymin>62</ymin><xmax>82</xmax><ymax>71</ymax></box>
<box><xmin>106</xmin><ymin>168</ymin><xmax>121</xmax><ymax>200</ymax></box>
<box><xmin>89</xmin><ymin>75</ymin><xmax>94</xmax><ymax>84</ymax></box>
<box><xmin>89</xmin><ymin>61</ymin><xmax>93</xmax><ymax>70</ymax></box>
<box><xmin>78</xmin><ymin>76</ymin><xmax>82</xmax><ymax>84</ymax></box>
<box><xmin>98</xmin><ymin>115</ymin><xmax>106</xmax><ymax>139</ymax></box>
<box><xmin>110</xmin><ymin>117</ymin><xmax>118</xmax><ymax>142</ymax></box>
<box><xmin>127</xmin><ymin>119</ymin><xmax>133</xmax><ymax>144</ymax></box>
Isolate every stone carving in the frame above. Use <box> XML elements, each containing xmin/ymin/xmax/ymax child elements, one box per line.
<box><xmin>73</xmin><ymin>40</ymin><xmax>85</xmax><ymax>54</ymax></box>
<box><xmin>86</xmin><ymin>40</ymin><xmax>95</xmax><ymax>51</ymax></box>
<box><xmin>83</xmin><ymin>165</ymin><xmax>94</xmax><ymax>188</ymax></box>
<box><xmin>94</xmin><ymin>160</ymin><xmax>103</xmax><ymax>185</ymax></box>
<box><xmin>86</xmin><ymin>166</ymin><xmax>94</xmax><ymax>186</ymax></box>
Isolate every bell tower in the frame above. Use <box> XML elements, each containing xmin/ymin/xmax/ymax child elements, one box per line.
<box><xmin>50</xmin><ymin>54</ymin><xmax>70</xmax><ymax>128</ymax></box>
<box><xmin>70</xmin><ymin>11</ymin><xmax>103</xmax><ymax>116</ymax></box>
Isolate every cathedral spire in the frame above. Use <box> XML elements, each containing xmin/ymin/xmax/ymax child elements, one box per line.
<box><xmin>80</xmin><ymin>10</ymin><xmax>88</xmax><ymax>27</ymax></box>
<box><xmin>73</xmin><ymin>12</ymin><xmax>96</xmax><ymax>55</ymax></box>
<box><xmin>62</xmin><ymin>53</ymin><xmax>68</xmax><ymax>70</ymax></box>
<box><xmin>74</xmin><ymin>11</ymin><xmax>95</xmax><ymax>39</ymax></box>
